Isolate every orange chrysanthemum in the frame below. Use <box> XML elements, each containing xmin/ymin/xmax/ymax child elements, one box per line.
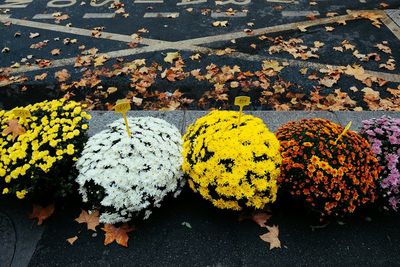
<box><xmin>276</xmin><ymin>118</ymin><xmax>380</xmax><ymax>217</ymax></box>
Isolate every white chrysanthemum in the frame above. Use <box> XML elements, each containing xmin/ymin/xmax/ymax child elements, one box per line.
<box><xmin>76</xmin><ymin>117</ymin><xmax>184</xmax><ymax>224</ymax></box>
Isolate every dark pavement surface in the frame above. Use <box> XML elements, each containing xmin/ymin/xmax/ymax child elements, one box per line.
<box><xmin>0</xmin><ymin>0</ymin><xmax>399</xmax><ymax>110</ymax></box>
<box><xmin>1</xmin><ymin>187</ymin><xmax>400</xmax><ymax>267</ymax></box>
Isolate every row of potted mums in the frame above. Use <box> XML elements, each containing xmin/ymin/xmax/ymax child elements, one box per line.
<box><xmin>0</xmin><ymin>98</ymin><xmax>399</xmax><ymax>224</ymax></box>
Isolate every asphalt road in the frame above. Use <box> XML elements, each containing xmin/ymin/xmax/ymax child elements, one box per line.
<box><xmin>0</xmin><ymin>1</ymin><xmax>399</xmax><ymax>110</ymax></box>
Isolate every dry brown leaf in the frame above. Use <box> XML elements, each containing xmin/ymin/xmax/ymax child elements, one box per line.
<box><xmin>29</xmin><ymin>204</ymin><xmax>55</xmax><ymax>225</ymax></box>
<box><xmin>107</xmin><ymin>87</ymin><xmax>118</xmax><ymax>94</ymax></box>
<box><xmin>297</xmin><ymin>25</ymin><xmax>308</xmax><ymax>32</ymax></box>
<box><xmin>55</xmin><ymin>69</ymin><xmax>70</xmax><ymax>82</ymax></box>
<box><xmin>50</xmin><ymin>49</ymin><xmax>61</xmax><ymax>56</ymax></box>
<box><xmin>260</xmin><ymin>225</ymin><xmax>281</xmax><ymax>250</ymax></box>
<box><xmin>252</xmin><ymin>212</ymin><xmax>272</xmax><ymax>228</ymax></box>
<box><xmin>325</xmin><ymin>26</ymin><xmax>335</xmax><ymax>32</ymax></box>
<box><xmin>75</xmin><ymin>210</ymin><xmax>100</xmax><ymax>231</ymax></box>
<box><xmin>67</xmin><ymin>236</ymin><xmax>78</xmax><ymax>245</ymax></box>
<box><xmin>212</xmin><ymin>20</ymin><xmax>228</xmax><ymax>27</ymax></box>
<box><xmin>3</xmin><ymin>119</ymin><xmax>25</xmax><ymax>141</ymax></box>
<box><xmin>34</xmin><ymin>73</ymin><xmax>48</xmax><ymax>81</ymax></box>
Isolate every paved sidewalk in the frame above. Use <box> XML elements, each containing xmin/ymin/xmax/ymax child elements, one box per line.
<box><xmin>1</xmin><ymin>110</ymin><xmax>399</xmax><ymax>267</ymax></box>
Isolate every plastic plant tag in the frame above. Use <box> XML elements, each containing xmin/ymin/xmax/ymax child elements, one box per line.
<box><xmin>334</xmin><ymin>121</ymin><xmax>352</xmax><ymax>144</ymax></box>
<box><xmin>234</xmin><ymin>96</ymin><xmax>251</xmax><ymax>125</ymax></box>
<box><xmin>114</xmin><ymin>99</ymin><xmax>131</xmax><ymax>137</ymax></box>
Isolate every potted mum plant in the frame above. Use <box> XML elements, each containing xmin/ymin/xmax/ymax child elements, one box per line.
<box><xmin>276</xmin><ymin>118</ymin><xmax>380</xmax><ymax>218</ymax></box>
<box><xmin>0</xmin><ymin>98</ymin><xmax>91</xmax><ymax>202</ymax></box>
<box><xmin>182</xmin><ymin>110</ymin><xmax>282</xmax><ymax>211</ymax></box>
<box><xmin>360</xmin><ymin>116</ymin><xmax>400</xmax><ymax>212</ymax></box>
<box><xmin>76</xmin><ymin>117</ymin><xmax>184</xmax><ymax>224</ymax></box>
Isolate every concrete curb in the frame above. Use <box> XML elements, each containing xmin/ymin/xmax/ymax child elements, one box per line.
<box><xmin>88</xmin><ymin>111</ymin><xmax>400</xmax><ymax>136</ymax></box>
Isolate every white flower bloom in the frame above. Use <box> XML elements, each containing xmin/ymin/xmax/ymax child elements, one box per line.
<box><xmin>76</xmin><ymin>117</ymin><xmax>184</xmax><ymax>224</ymax></box>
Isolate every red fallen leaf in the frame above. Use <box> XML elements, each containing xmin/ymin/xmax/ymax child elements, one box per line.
<box><xmin>2</xmin><ymin>119</ymin><xmax>25</xmax><ymax>141</ymax></box>
<box><xmin>252</xmin><ymin>212</ymin><xmax>272</xmax><ymax>228</ymax></box>
<box><xmin>102</xmin><ymin>223</ymin><xmax>135</xmax><ymax>247</ymax></box>
<box><xmin>29</xmin><ymin>204</ymin><xmax>55</xmax><ymax>225</ymax></box>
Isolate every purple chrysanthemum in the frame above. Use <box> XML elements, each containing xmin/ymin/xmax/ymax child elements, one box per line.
<box><xmin>361</xmin><ymin>116</ymin><xmax>400</xmax><ymax>212</ymax></box>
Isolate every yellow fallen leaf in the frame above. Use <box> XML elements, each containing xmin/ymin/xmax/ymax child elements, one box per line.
<box><xmin>164</xmin><ymin>52</ymin><xmax>180</xmax><ymax>63</ymax></box>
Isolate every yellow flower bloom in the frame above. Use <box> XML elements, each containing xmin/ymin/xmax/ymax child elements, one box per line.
<box><xmin>16</xmin><ymin>190</ymin><xmax>27</xmax><ymax>199</ymax></box>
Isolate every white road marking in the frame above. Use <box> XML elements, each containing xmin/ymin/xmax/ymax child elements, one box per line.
<box><xmin>177</xmin><ymin>13</ymin><xmax>358</xmax><ymax>46</ymax></box>
<box><xmin>176</xmin><ymin>0</ymin><xmax>207</xmax><ymax>5</ymax></box>
<box><xmin>282</xmin><ymin>11</ymin><xmax>320</xmax><ymax>17</ymax></box>
<box><xmin>0</xmin><ymin>16</ymin><xmax>172</xmax><ymax>47</ymax></box>
<box><xmin>215</xmin><ymin>0</ymin><xmax>251</xmax><ymax>5</ymax></box>
<box><xmin>211</xmin><ymin>11</ymin><xmax>247</xmax><ymax>18</ymax></box>
<box><xmin>0</xmin><ymin>14</ymin><xmax>11</xmax><ymax>18</ymax></box>
<box><xmin>143</xmin><ymin>12</ymin><xmax>180</xmax><ymax>18</ymax></box>
<box><xmin>83</xmin><ymin>13</ymin><xmax>115</xmax><ymax>19</ymax></box>
<box><xmin>385</xmin><ymin>9</ymin><xmax>400</xmax><ymax>27</ymax></box>
<box><xmin>266</xmin><ymin>0</ymin><xmax>299</xmax><ymax>3</ymax></box>
<box><xmin>32</xmin><ymin>14</ymin><xmax>56</xmax><ymax>19</ymax></box>
<box><xmin>134</xmin><ymin>0</ymin><xmax>164</xmax><ymax>3</ymax></box>
<box><xmin>381</xmin><ymin>12</ymin><xmax>400</xmax><ymax>41</ymax></box>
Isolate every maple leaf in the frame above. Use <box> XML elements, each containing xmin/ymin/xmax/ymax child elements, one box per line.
<box><xmin>29</xmin><ymin>204</ymin><xmax>55</xmax><ymax>225</ymax></box>
<box><xmin>75</xmin><ymin>210</ymin><xmax>100</xmax><ymax>231</ymax></box>
<box><xmin>55</xmin><ymin>69</ymin><xmax>70</xmax><ymax>82</ymax></box>
<box><xmin>164</xmin><ymin>52</ymin><xmax>180</xmax><ymax>64</ymax></box>
<box><xmin>2</xmin><ymin>119</ymin><xmax>25</xmax><ymax>141</ymax></box>
<box><xmin>102</xmin><ymin>223</ymin><xmax>134</xmax><ymax>247</ymax></box>
<box><xmin>260</xmin><ymin>225</ymin><xmax>281</xmax><ymax>250</ymax></box>
<box><xmin>94</xmin><ymin>55</ymin><xmax>109</xmax><ymax>67</ymax></box>
<box><xmin>262</xmin><ymin>60</ymin><xmax>284</xmax><ymax>72</ymax></box>
<box><xmin>375</xmin><ymin>42</ymin><xmax>392</xmax><ymax>54</ymax></box>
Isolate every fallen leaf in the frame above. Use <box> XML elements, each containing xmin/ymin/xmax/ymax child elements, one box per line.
<box><xmin>262</xmin><ymin>60</ymin><xmax>285</xmax><ymax>72</ymax></box>
<box><xmin>164</xmin><ymin>52</ymin><xmax>180</xmax><ymax>63</ymax></box>
<box><xmin>50</xmin><ymin>49</ymin><xmax>61</xmax><ymax>56</ymax></box>
<box><xmin>94</xmin><ymin>55</ymin><xmax>109</xmax><ymax>67</ymax></box>
<box><xmin>297</xmin><ymin>25</ymin><xmax>308</xmax><ymax>32</ymax></box>
<box><xmin>29</xmin><ymin>204</ymin><xmax>55</xmax><ymax>225</ymax></box>
<box><xmin>190</xmin><ymin>53</ymin><xmax>201</xmax><ymax>61</ymax></box>
<box><xmin>325</xmin><ymin>26</ymin><xmax>335</xmax><ymax>32</ymax></box>
<box><xmin>2</xmin><ymin>119</ymin><xmax>25</xmax><ymax>141</ymax></box>
<box><xmin>29</xmin><ymin>32</ymin><xmax>40</xmax><ymax>38</ymax></box>
<box><xmin>55</xmin><ymin>69</ymin><xmax>70</xmax><ymax>82</ymax></box>
<box><xmin>107</xmin><ymin>87</ymin><xmax>118</xmax><ymax>94</ymax></box>
<box><xmin>34</xmin><ymin>73</ymin><xmax>48</xmax><ymax>81</ymax></box>
<box><xmin>75</xmin><ymin>210</ymin><xmax>100</xmax><ymax>231</ymax></box>
<box><xmin>252</xmin><ymin>212</ymin><xmax>272</xmax><ymax>228</ymax></box>
<box><xmin>102</xmin><ymin>223</ymin><xmax>134</xmax><ymax>247</ymax></box>
<box><xmin>67</xmin><ymin>236</ymin><xmax>78</xmax><ymax>245</ymax></box>
<box><xmin>260</xmin><ymin>225</ymin><xmax>281</xmax><ymax>250</ymax></box>
<box><xmin>212</xmin><ymin>20</ymin><xmax>228</xmax><ymax>27</ymax></box>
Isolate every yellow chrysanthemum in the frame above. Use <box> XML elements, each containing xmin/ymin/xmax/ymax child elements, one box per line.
<box><xmin>0</xmin><ymin>98</ymin><xmax>90</xmax><ymax>200</ymax></box>
<box><xmin>182</xmin><ymin>110</ymin><xmax>282</xmax><ymax>211</ymax></box>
